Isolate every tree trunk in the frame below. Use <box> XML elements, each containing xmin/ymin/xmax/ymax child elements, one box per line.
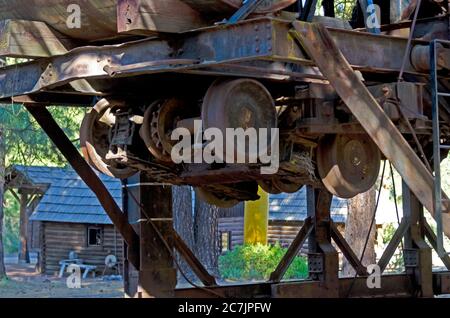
<box><xmin>342</xmin><ymin>186</ymin><xmax>377</xmax><ymax>277</ymax></box>
<box><xmin>18</xmin><ymin>193</ymin><xmax>30</xmax><ymax>263</ymax></box>
<box><xmin>172</xmin><ymin>186</ymin><xmax>195</xmax><ymax>283</ymax></box>
<box><xmin>173</xmin><ymin>187</ymin><xmax>220</xmax><ymax>283</ymax></box>
<box><xmin>0</xmin><ymin>127</ymin><xmax>7</xmax><ymax>279</ymax></box>
<box><xmin>194</xmin><ymin>193</ymin><xmax>220</xmax><ymax>277</ymax></box>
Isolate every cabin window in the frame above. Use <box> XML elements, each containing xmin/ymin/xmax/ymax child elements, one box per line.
<box><xmin>220</xmin><ymin>231</ymin><xmax>232</xmax><ymax>253</ymax></box>
<box><xmin>87</xmin><ymin>227</ymin><xmax>103</xmax><ymax>247</ymax></box>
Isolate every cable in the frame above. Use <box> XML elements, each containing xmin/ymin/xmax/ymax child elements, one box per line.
<box><xmin>389</xmin><ymin>162</ymin><xmax>404</xmax><ymax>252</ymax></box>
<box><xmin>123</xmin><ymin>185</ymin><xmax>225</xmax><ymax>298</ymax></box>
<box><xmin>346</xmin><ymin>160</ymin><xmax>387</xmax><ymax>298</ymax></box>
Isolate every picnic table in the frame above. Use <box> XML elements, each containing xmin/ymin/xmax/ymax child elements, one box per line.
<box><xmin>58</xmin><ymin>259</ymin><xmax>97</xmax><ymax>279</ymax></box>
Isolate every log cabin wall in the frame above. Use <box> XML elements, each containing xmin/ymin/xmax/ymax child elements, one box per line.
<box><xmin>41</xmin><ymin>222</ymin><xmax>124</xmax><ymax>276</ymax></box>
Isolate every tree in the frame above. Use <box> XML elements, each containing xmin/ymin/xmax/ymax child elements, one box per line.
<box><xmin>0</xmin><ymin>102</ymin><xmax>85</xmax><ymax>267</ymax></box>
<box><xmin>0</xmin><ymin>127</ymin><xmax>7</xmax><ymax>279</ymax></box>
<box><xmin>173</xmin><ymin>186</ymin><xmax>196</xmax><ymax>283</ymax></box>
<box><xmin>342</xmin><ymin>186</ymin><xmax>377</xmax><ymax>277</ymax></box>
<box><xmin>193</xmin><ymin>195</ymin><xmax>220</xmax><ymax>276</ymax></box>
<box><xmin>173</xmin><ymin>187</ymin><xmax>221</xmax><ymax>283</ymax></box>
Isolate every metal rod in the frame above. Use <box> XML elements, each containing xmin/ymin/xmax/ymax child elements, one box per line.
<box><xmin>431</xmin><ymin>39</ymin><xmax>446</xmax><ymax>256</ymax></box>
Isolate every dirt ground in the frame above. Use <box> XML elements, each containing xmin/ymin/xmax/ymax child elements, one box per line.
<box><xmin>0</xmin><ymin>263</ymin><xmax>124</xmax><ymax>298</ymax></box>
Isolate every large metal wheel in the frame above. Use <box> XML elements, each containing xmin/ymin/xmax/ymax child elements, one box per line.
<box><xmin>202</xmin><ymin>79</ymin><xmax>277</xmax><ymax>163</ymax></box>
<box><xmin>317</xmin><ymin>134</ymin><xmax>381</xmax><ymax>199</ymax></box>
<box><xmin>80</xmin><ymin>98</ymin><xmax>137</xmax><ymax>179</ymax></box>
<box><xmin>140</xmin><ymin>98</ymin><xmax>195</xmax><ymax>162</ymax></box>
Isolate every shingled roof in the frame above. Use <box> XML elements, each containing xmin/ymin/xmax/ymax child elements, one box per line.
<box><xmin>269</xmin><ymin>188</ymin><xmax>348</xmax><ymax>223</ymax></box>
<box><xmin>9</xmin><ymin>165</ymin><xmax>122</xmax><ymax>225</ymax></box>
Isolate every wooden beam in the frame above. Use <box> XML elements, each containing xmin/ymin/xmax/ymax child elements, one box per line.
<box><xmin>402</xmin><ymin>182</ymin><xmax>433</xmax><ymax>297</ymax></box>
<box><xmin>306</xmin><ymin>188</ymin><xmax>339</xmax><ymax>297</ymax></box>
<box><xmin>423</xmin><ymin>220</ymin><xmax>450</xmax><ymax>270</ymax></box>
<box><xmin>330</xmin><ymin>220</ymin><xmax>367</xmax><ymax>276</ymax></box>
<box><xmin>0</xmin><ymin>19</ymin><xmax>74</xmax><ymax>58</ymax></box>
<box><xmin>269</xmin><ymin>217</ymin><xmax>313</xmax><ymax>283</ymax></box>
<box><xmin>172</xmin><ymin>229</ymin><xmax>217</xmax><ymax>287</ymax></box>
<box><xmin>8</xmin><ymin>188</ymin><xmax>20</xmax><ymax>203</ymax></box>
<box><xmin>378</xmin><ymin>217</ymin><xmax>410</xmax><ymax>273</ymax></box>
<box><xmin>117</xmin><ymin>0</ymin><xmax>206</xmax><ymax>36</ymax></box>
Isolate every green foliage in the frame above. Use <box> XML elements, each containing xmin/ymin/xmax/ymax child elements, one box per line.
<box><xmin>0</xmin><ymin>104</ymin><xmax>86</xmax><ymax>166</ymax></box>
<box><xmin>381</xmin><ymin>223</ymin><xmax>404</xmax><ymax>271</ymax></box>
<box><xmin>3</xmin><ymin>191</ymin><xmax>19</xmax><ymax>254</ymax></box>
<box><xmin>219</xmin><ymin>243</ymin><xmax>308</xmax><ymax>281</ymax></box>
<box><xmin>316</xmin><ymin>0</ymin><xmax>356</xmax><ymax>20</ymax></box>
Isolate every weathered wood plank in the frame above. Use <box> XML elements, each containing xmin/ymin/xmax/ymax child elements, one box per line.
<box><xmin>117</xmin><ymin>0</ymin><xmax>206</xmax><ymax>36</ymax></box>
<box><xmin>0</xmin><ymin>19</ymin><xmax>73</xmax><ymax>58</ymax></box>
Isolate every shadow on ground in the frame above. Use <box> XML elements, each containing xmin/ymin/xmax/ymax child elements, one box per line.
<box><xmin>0</xmin><ymin>262</ymin><xmax>123</xmax><ymax>298</ymax></box>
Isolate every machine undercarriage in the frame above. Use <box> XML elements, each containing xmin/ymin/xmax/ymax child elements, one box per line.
<box><xmin>2</xmin><ymin>0</ymin><xmax>450</xmax><ymax>297</ymax></box>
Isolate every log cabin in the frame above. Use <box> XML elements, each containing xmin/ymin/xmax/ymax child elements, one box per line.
<box><xmin>6</xmin><ymin>165</ymin><xmax>124</xmax><ymax>275</ymax></box>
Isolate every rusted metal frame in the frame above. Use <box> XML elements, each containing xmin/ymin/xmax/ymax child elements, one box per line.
<box><xmin>402</xmin><ymin>181</ymin><xmax>434</xmax><ymax>297</ymax></box>
<box><xmin>25</xmin><ymin>105</ymin><xmax>141</xmax><ymax>270</ymax></box>
<box><xmin>291</xmin><ymin>22</ymin><xmax>450</xmax><ymax>237</ymax></box>
<box><xmin>273</xmin><ymin>274</ymin><xmax>415</xmax><ymax>298</ymax></box>
<box><xmin>176</xmin><ymin>272</ymin><xmax>450</xmax><ymax>298</ymax></box>
<box><xmin>274</xmin><ymin>20</ymin><xmax>424</xmax><ymax>75</ymax></box>
<box><xmin>306</xmin><ymin>186</ymin><xmax>339</xmax><ymax>296</ymax></box>
<box><xmin>177</xmin><ymin>62</ymin><xmax>327</xmax><ymax>83</ymax></box>
<box><xmin>0</xmin><ymin>18</ymin><xmax>275</xmax><ymax>99</ymax></box>
<box><xmin>0</xmin><ymin>18</ymin><xmax>429</xmax><ymax>101</ymax></box>
<box><xmin>330</xmin><ymin>220</ymin><xmax>367</xmax><ymax>276</ymax></box>
<box><xmin>423</xmin><ymin>220</ymin><xmax>450</xmax><ymax>270</ymax></box>
<box><xmin>172</xmin><ymin>230</ymin><xmax>217</xmax><ymax>287</ymax></box>
<box><xmin>377</xmin><ymin>217</ymin><xmax>410</xmax><ymax>273</ymax></box>
<box><xmin>269</xmin><ymin>217</ymin><xmax>314</xmax><ymax>283</ymax></box>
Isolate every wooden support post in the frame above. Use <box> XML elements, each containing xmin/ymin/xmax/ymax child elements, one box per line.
<box><xmin>18</xmin><ymin>192</ymin><xmax>30</xmax><ymax>264</ymax></box>
<box><xmin>330</xmin><ymin>221</ymin><xmax>367</xmax><ymax>276</ymax></box>
<box><xmin>402</xmin><ymin>181</ymin><xmax>434</xmax><ymax>298</ymax></box>
<box><xmin>269</xmin><ymin>217</ymin><xmax>313</xmax><ymax>283</ymax></box>
<box><xmin>423</xmin><ymin>220</ymin><xmax>450</xmax><ymax>269</ymax></box>
<box><xmin>377</xmin><ymin>217</ymin><xmax>409</xmax><ymax>273</ymax></box>
<box><xmin>306</xmin><ymin>186</ymin><xmax>339</xmax><ymax>297</ymax></box>
<box><xmin>124</xmin><ymin>173</ymin><xmax>177</xmax><ymax>298</ymax></box>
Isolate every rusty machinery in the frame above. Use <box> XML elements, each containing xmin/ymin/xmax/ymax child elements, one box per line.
<box><xmin>1</xmin><ymin>0</ymin><xmax>450</xmax><ymax>297</ymax></box>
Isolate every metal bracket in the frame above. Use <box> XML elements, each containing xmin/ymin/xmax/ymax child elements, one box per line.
<box><xmin>403</xmin><ymin>248</ymin><xmax>420</xmax><ymax>268</ymax></box>
<box><xmin>308</xmin><ymin>253</ymin><xmax>324</xmax><ymax>274</ymax></box>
